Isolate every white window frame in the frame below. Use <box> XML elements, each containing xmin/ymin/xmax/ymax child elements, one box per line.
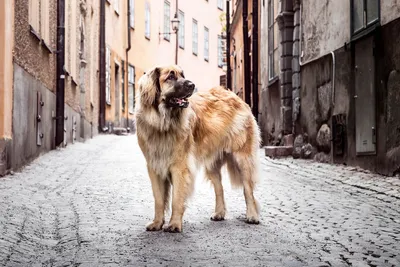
<box><xmin>114</xmin><ymin>0</ymin><xmax>120</xmax><ymax>14</ymax></box>
<box><xmin>178</xmin><ymin>10</ymin><xmax>185</xmax><ymax>49</ymax></box>
<box><xmin>204</xmin><ymin>27</ymin><xmax>209</xmax><ymax>61</ymax></box>
<box><xmin>164</xmin><ymin>1</ymin><xmax>171</xmax><ymax>41</ymax></box>
<box><xmin>145</xmin><ymin>2</ymin><xmax>151</xmax><ymax>39</ymax></box>
<box><xmin>130</xmin><ymin>0</ymin><xmax>135</xmax><ymax>28</ymax></box>
<box><xmin>128</xmin><ymin>65</ymin><xmax>135</xmax><ymax>113</ymax></box>
<box><xmin>217</xmin><ymin>0</ymin><xmax>224</xmax><ymax>10</ymax></box>
<box><xmin>192</xmin><ymin>19</ymin><xmax>198</xmax><ymax>55</ymax></box>
<box><xmin>218</xmin><ymin>35</ymin><xmax>223</xmax><ymax>67</ymax></box>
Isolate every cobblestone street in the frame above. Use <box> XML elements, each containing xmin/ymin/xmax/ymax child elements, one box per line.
<box><xmin>0</xmin><ymin>135</ymin><xmax>399</xmax><ymax>267</ymax></box>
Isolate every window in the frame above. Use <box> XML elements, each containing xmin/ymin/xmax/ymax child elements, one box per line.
<box><xmin>204</xmin><ymin>27</ymin><xmax>209</xmax><ymax>61</ymax></box>
<box><xmin>106</xmin><ymin>46</ymin><xmax>111</xmax><ymax>105</ymax></box>
<box><xmin>145</xmin><ymin>2</ymin><xmax>151</xmax><ymax>39</ymax></box>
<box><xmin>114</xmin><ymin>0</ymin><xmax>119</xmax><ymax>14</ymax></box>
<box><xmin>351</xmin><ymin>0</ymin><xmax>379</xmax><ymax>35</ymax></box>
<box><xmin>128</xmin><ymin>65</ymin><xmax>135</xmax><ymax>113</ymax></box>
<box><xmin>217</xmin><ymin>0</ymin><xmax>224</xmax><ymax>10</ymax></box>
<box><xmin>268</xmin><ymin>0</ymin><xmax>278</xmax><ymax>80</ymax></box>
<box><xmin>28</xmin><ymin>0</ymin><xmax>50</xmax><ymax>46</ymax></box>
<box><xmin>129</xmin><ymin>0</ymin><xmax>135</xmax><ymax>28</ymax></box>
<box><xmin>164</xmin><ymin>1</ymin><xmax>171</xmax><ymax>41</ymax></box>
<box><xmin>192</xmin><ymin>19</ymin><xmax>198</xmax><ymax>55</ymax></box>
<box><xmin>218</xmin><ymin>35</ymin><xmax>223</xmax><ymax>67</ymax></box>
<box><xmin>178</xmin><ymin>10</ymin><xmax>185</xmax><ymax>49</ymax></box>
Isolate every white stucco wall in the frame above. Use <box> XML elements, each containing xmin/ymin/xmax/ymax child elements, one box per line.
<box><xmin>381</xmin><ymin>0</ymin><xmax>400</xmax><ymax>26</ymax></box>
<box><xmin>301</xmin><ymin>0</ymin><xmax>350</xmax><ymax>63</ymax></box>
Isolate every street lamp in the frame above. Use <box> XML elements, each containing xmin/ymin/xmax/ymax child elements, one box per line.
<box><xmin>159</xmin><ymin>14</ymin><xmax>180</xmax><ymax>65</ymax></box>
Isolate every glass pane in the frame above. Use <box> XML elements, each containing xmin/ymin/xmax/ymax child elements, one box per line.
<box><xmin>353</xmin><ymin>0</ymin><xmax>364</xmax><ymax>33</ymax></box>
<box><xmin>366</xmin><ymin>0</ymin><xmax>379</xmax><ymax>24</ymax></box>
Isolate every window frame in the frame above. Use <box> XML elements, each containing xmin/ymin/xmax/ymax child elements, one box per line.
<box><xmin>217</xmin><ymin>0</ymin><xmax>224</xmax><ymax>10</ymax></box>
<box><xmin>178</xmin><ymin>10</ymin><xmax>185</xmax><ymax>49</ymax></box>
<box><xmin>129</xmin><ymin>0</ymin><xmax>135</xmax><ymax>29</ymax></box>
<box><xmin>114</xmin><ymin>0</ymin><xmax>120</xmax><ymax>15</ymax></box>
<box><xmin>204</xmin><ymin>26</ymin><xmax>209</xmax><ymax>62</ymax></box>
<box><xmin>268</xmin><ymin>0</ymin><xmax>277</xmax><ymax>81</ymax></box>
<box><xmin>145</xmin><ymin>1</ymin><xmax>151</xmax><ymax>39</ymax></box>
<box><xmin>350</xmin><ymin>0</ymin><xmax>380</xmax><ymax>38</ymax></box>
<box><xmin>128</xmin><ymin>65</ymin><xmax>135</xmax><ymax>114</ymax></box>
<box><xmin>163</xmin><ymin>0</ymin><xmax>171</xmax><ymax>41</ymax></box>
<box><xmin>192</xmin><ymin>19</ymin><xmax>198</xmax><ymax>56</ymax></box>
<box><xmin>217</xmin><ymin>35</ymin><xmax>223</xmax><ymax>68</ymax></box>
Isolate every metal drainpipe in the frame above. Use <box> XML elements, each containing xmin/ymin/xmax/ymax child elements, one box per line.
<box><xmin>55</xmin><ymin>0</ymin><xmax>65</xmax><ymax>146</ymax></box>
<box><xmin>126</xmin><ymin>0</ymin><xmax>131</xmax><ymax>131</ymax></box>
<box><xmin>242</xmin><ymin>0</ymin><xmax>251</xmax><ymax>105</ymax></box>
<box><xmin>175</xmin><ymin>0</ymin><xmax>179</xmax><ymax>65</ymax></box>
<box><xmin>252</xmin><ymin>0</ymin><xmax>259</xmax><ymax>121</ymax></box>
<box><xmin>226</xmin><ymin>0</ymin><xmax>231</xmax><ymax>90</ymax></box>
<box><xmin>99</xmin><ymin>0</ymin><xmax>106</xmax><ymax>131</ymax></box>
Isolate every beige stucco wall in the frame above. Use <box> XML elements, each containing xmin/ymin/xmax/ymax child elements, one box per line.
<box><xmin>129</xmin><ymin>0</ymin><xmax>225</xmax><ymax>92</ymax></box>
<box><xmin>301</xmin><ymin>0</ymin><xmax>350</xmax><ymax>63</ymax></box>
<box><xmin>0</xmin><ymin>0</ymin><xmax>14</xmax><ymax>138</ymax></box>
<box><xmin>381</xmin><ymin>0</ymin><xmax>400</xmax><ymax>26</ymax></box>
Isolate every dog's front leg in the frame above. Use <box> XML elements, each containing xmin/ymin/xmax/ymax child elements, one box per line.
<box><xmin>146</xmin><ymin>166</ymin><xmax>170</xmax><ymax>231</ymax></box>
<box><xmin>164</xmin><ymin>166</ymin><xmax>193</xmax><ymax>233</ymax></box>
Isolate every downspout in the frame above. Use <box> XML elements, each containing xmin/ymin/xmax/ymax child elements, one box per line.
<box><xmin>251</xmin><ymin>0</ymin><xmax>259</xmax><ymax>121</ymax></box>
<box><xmin>175</xmin><ymin>0</ymin><xmax>179</xmax><ymax>65</ymax></box>
<box><xmin>299</xmin><ymin>3</ymin><xmax>336</xmax><ymax>162</ymax></box>
<box><xmin>99</xmin><ymin>0</ymin><xmax>106</xmax><ymax>131</ymax></box>
<box><xmin>55</xmin><ymin>0</ymin><xmax>65</xmax><ymax>146</ymax></box>
<box><xmin>226</xmin><ymin>0</ymin><xmax>231</xmax><ymax>90</ymax></box>
<box><xmin>126</xmin><ymin>0</ymin><xmax>131</xmax><ymax>131</ymax></box>
<box><xmin>242</xmin><ymin>0</ymin><xmax>251</xmax><ymax>105</ymax></box>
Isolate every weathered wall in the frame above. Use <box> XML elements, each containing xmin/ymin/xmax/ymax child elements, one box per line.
<box><xmin>381</xmin><ymin>0</ymin><xmax>400</xmax><ymax>26</ymax></box>
<box><xmin>229</xmin><ymin>1</ymin><xmax>244</xmax><ymax>96</ymax></box>
<box><xmin>13</xmin><ymin>0</ymin><xmax>57</xmax><ymax>92</ymax></box>
<box><xmin>12</xmin><ymin>64</ymin><xmax>57</xmax><ymax>170</ymax></box>
<box><xmin>259</xmin><ymin>83</ymin><xmax>282</xmax><ymax>145</ymax></box>
<box><xmin>301</xmin><ymin>0</ymin><xmax>350</xmax><ymax>63</ymax></box>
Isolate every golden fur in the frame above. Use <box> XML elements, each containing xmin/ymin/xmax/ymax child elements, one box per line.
<box><xmin>135</xmin><ymin>65</ymin><xmax>261</xmax><ymax>233</ymax></box>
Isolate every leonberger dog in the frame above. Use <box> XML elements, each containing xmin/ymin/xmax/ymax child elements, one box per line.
<box><xmin>135</xmin><ymin>65</ymin><xmax>260</xmax><ymax>233</ymax></box>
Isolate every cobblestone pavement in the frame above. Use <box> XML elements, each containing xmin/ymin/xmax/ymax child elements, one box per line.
<box><xmin>0</xmin><ymin>135</ymin><xmax>399</xmax><ymax>267</ymax></box>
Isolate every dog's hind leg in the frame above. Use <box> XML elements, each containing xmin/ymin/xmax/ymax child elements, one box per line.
<box><xmin>146</xmin><ymin>167</ymin><xmax>170</xmax><ymax>231</ymax></box>
<box><xmin>227</xmin><ymin>153</ymin><xmax>260</xmax><ymax>224</ymax></box>
<box><xmin>206</xmin><ymin>159</ymin><xmax>226</xmax><ymax>221</ymax></box>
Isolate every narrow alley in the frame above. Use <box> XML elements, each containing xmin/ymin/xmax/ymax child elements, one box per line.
<box><xmin>0</xmin><ymin>135</ymin><xmax>399</xmax><ymax>267</ymax></box>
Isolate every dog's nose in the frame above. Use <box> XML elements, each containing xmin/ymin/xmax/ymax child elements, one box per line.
<box><xmin>185</xmin><ymin>81</ymin><xmax>195</xmax><ymax>90</ymax></box>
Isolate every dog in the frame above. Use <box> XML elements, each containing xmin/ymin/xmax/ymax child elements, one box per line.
<box><xmin>135</xmin><ymin>65</ymin><xmax>260</xmax><ymax>233</ymax></box>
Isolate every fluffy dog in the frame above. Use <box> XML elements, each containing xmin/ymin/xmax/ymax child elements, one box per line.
<box><xmin>135</xmin><ymin>65</ymin><xmax>260</xmax><ymax>233</ymax></box>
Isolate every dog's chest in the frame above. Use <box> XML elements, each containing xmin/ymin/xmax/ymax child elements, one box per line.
<box><xmin>142</xmin><ymin>133</ymin><xmax>176</xmax><ymax>178</ymax></box>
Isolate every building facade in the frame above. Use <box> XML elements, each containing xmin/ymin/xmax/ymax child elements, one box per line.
<box><xmin>103</xmin><ymin>0</ymin><xmax>226</xmax><ymax>131</ymax></box>
<box><xmin>257</xmin><ymin>0</ymin><xmax>400</xmax><ymax>175</ymax></box>
<box><xmin>0</xmin><ymin>0</ymin><xmax>101</xmax><ymax>176</ymax></box>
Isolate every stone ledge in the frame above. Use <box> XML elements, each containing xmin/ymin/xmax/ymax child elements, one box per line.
<box><xmin>265</xmin><ymin>146</ymin><xmax>293</xmax><ymax>158</ymax></box>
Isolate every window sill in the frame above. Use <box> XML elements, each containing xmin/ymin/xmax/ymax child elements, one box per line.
<box><xmin>351</xmin><ymin>22</ymin><xmax>380</xmax><ymax>43</ymax></box>
<box><xmin>163</xmin><ymin>36</ymin><xmax>170</xmax><ymax>42</ymax></box>
<box><xmin>204</xmin><ymin>58</ymin><xmax>209</xmax><ymax>62</ymax></box>
<box><xmin>115</xmin><ymin>10</ymin><xmax>120</xmax><ymax>16</ymax></box>
<box><xmin>217</xmin><ymin>6</ymin><xmax>223</xmax><ymax>11</ymax></box>
<box><xmin>193</xmin><ymin>52</ymin><xmax>198</xmax><ymax>56</ymax></box>
<box><xmin>145</xmin><ymin>36</ymin><xmax>151</xmax><ymax>41</ymax></box>
<box><xmin>268</xmin><ymin>76</ymin><xmax>279</xmax><ymax>87</ymax></box>
<box><xmin>30</xmin><ymin>25</ymin><xmax>41</xmax><ymax>42</ymax></box>
<box><xmin>41</xmin><ymin>40</ymin><xmax>53</xmax><ymax>54</ymax></box>
<box><xmin>106</xmin><ymin>101</ymin><xmax>111</xmax><ymax>106</ymax></box>
<box><xmin>179</xmin><ymin>46</ymin><xmax>184</xmax><ymax>50</ymax></box>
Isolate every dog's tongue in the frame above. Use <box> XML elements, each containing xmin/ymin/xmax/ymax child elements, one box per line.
<box><xmin>176</xmin><ymin>98</ymin><xmax>185</xmax><ymax>105</ymax></box>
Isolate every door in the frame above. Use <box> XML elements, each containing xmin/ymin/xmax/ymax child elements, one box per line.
<box><xmin>354</xmin><ymin>35</ymin><xmax>376</xmax><ymax>155</ymax></box>
<box><xmin>114</xmin><ymin>63</ymin><xmax>120</xmax><ymax>126</ymax></box>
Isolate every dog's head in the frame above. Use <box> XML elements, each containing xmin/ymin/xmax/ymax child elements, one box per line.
<box><xmin>138</xmin><ymin>65</ymin><xmax>195</xmax><ymax>109</ymax></box>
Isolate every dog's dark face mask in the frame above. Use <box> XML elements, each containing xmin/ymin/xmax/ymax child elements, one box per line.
<box><xmin>158</xmin><ymin>67</ymin><xmax>195</xmax><ymax>109</ymax></box>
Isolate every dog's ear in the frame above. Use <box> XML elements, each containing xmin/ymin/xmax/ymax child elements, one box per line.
<box><xmin>138</xmin><ymin>67</ymin><xmax>161</xmax><ymax>108</ymax></box>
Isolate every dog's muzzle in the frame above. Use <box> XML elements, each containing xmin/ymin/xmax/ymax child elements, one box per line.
<box><xmin>167</xmin><ymin>80</ymin><xmax>195</xmax><ymax>108</ymax></box>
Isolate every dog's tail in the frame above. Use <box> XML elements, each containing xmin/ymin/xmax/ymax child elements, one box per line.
<box><xmin>226</xmin><ymin>117</ymin><xmax>261</xmax><ymax>189</ymax></box>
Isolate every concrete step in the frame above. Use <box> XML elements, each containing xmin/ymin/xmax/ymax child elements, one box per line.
<box><xmin>264</xmin><ymin>146</ymin><xmax>293</xmax><ymax>158</ymax></box>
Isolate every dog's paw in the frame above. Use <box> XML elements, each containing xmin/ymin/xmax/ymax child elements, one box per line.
<box><xmin>210</xmin><ymin>212</ymin><xmax>225</xmax><ymax>221</ymax></box>
<box><xmin>245</xmin><ymin>216</ymin><xmax>260</xmax><ymax>225</ymax></box>
<box><xmin>163</xmin><ymin>222</ymin><xmax>182</xmax><ymax>233</ymax></box>
<box><xmin>146</xmin><ymin>220</ymin><xmax>164</xmax><ymax>231</ymax></box>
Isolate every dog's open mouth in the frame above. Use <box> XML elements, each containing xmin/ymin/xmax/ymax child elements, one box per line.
<box><xmin>169</xmin><ymin>97</ymin><xmax>189</xmax><ymax>107</ymax></box>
